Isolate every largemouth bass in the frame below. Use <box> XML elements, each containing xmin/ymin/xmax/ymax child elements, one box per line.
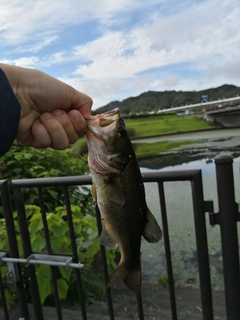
<box><xmin>85</xmin><ymin>108</ymin><xmax>162</xmax><ymax>292</ymax></box>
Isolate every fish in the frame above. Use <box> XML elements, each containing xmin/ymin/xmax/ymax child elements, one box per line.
<box><xmin>85</xmin><ymin>108</ymin><xmax>162</xmax><ymax>292</ymax></box>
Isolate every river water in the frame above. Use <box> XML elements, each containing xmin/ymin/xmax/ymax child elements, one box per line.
<box><xmin>136</xmin><ymin>128</ymin><xmax>240</xmax><ymax>288</ymax></box>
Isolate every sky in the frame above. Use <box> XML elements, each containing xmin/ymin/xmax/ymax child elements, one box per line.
<box><xmin>0</xmin><ymin>0</ymin><xmax>240</xmax><ymax>110</ymax></box>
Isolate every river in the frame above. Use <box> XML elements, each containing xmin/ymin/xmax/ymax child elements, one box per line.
<box><xmin>137</xmin><ymin>128</ymin><xmax>240</xmax><ymax>288</ymax></box>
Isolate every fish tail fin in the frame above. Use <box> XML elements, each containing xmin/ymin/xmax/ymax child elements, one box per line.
<box><xmin>107</xmin><ymin>263</ymin><xmax>142</xmax><ymax>292</ymax></box>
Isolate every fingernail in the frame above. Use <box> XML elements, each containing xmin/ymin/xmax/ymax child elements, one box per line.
<box><xmin>41</xmin><ymin>113</ymin><xmax>52</xmax><ymax>119</ymax></box>
<box><xmin>52</xmin><ymin>109</ymin><xmax>62</xmax><ymax>116</ymax></box>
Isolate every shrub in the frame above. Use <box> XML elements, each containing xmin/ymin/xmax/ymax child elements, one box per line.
<box><xmin>0</xmin><ymin>142</ymin><xmax>92</xmax><ymax>215</ymax></box>
<box><xmin>0</xmin><ymin>143</ymin><xmax>117</xmax><ymax>306</ymax></box>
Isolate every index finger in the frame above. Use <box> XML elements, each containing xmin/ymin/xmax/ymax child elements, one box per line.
<box><xmin>69</xmin><ymin>88</ymin><xmax>93</xmax><ymax>118</ymax></box>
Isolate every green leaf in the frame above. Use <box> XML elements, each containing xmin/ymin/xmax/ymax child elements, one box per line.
<box><xmin>47</xmin><ymin>189</ymin><xmax>58</xmax><ymax>199</ymax></box>
<box><xmin>57</xmin><ymin>278</ymin><xmax>69</xmax><ymax>300</ymax></box>
<box><xmin>59</xmin><ymin>266</ymin><xmax>72</xmax><ymax>282</ymax></box>
<box><xmin>31</xmin><ymin>237</ymin><xmax>45</xmax><ymax>252</ymax></box>
<box><xmin>14</xmin><ymin>154</ymin><xmax>22</xmax><ymax>161</ymax></box>
<box><xmin>29</xmin><ymin>217</ymin><xmax>43</xmax><ymax>234</ymax></box>
<box><xmin>36</xmin><ymin>266</ymin><xmax>51</xmax><ymax>304</ymax></box>
<box><xmin>49</xmin><ymin>225</ymin><xmax>68</xmax><ymax>237</ymax></box>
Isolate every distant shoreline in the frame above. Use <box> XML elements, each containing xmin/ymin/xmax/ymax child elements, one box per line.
<box><xmin>130</xmin><ymin>126</ymin><xmax>240</xmax><ymax>141</ymax></box>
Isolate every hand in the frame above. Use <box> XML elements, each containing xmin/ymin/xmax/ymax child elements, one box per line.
<box><xmin>0</xmin><ymin>64</ymin><xmax>93</xmax><ymax>149</ymax></box>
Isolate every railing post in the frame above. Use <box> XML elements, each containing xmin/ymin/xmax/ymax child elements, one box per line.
<box><xmin>214</xmin><ymin>154</ymin><xmax>240</xmax><ymax>320</ymax></box>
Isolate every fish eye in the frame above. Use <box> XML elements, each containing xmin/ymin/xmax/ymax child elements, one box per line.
<box><xmin>99</xmin><ymin>118</ymin><xmax>114</xmax><ymax>127</ymax></box>
<box><xmin>118</xmin><ymin>125</ymin><xmax>127</xmax><ymax>136</ymax></box>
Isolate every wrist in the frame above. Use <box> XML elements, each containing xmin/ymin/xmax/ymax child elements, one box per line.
<box><xmin>0</xmin><ymin>63</ymin><xmax>21</xmax><ymax>96</ymax></box>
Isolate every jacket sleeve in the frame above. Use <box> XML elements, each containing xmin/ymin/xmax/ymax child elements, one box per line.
<box><xmin>0</xmin><ymin>68</ymin><xmax>21</xmax><ymax>157</ymax></box>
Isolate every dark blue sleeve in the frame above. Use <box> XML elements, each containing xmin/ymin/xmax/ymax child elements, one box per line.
<box><xmin>0</xmin><ymin>68</ymin><xmax>21</xmax><ymax>157</ymax></box>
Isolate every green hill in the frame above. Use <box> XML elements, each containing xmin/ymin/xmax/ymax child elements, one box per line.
<box><xmin>95</xmin><ymin>84</ymin><xmax>240</xmax><ymax>115</ymax></box>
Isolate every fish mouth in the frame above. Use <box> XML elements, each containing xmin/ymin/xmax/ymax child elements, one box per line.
<box><xmin>86</xmin><ymin>108</ymin><xmax>121</xmax><ymax>137</ymax></box>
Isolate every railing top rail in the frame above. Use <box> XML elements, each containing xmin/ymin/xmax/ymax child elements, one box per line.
<box><xmin>9</xmin><ymin>169</ymin><xmax>202</xmax><ymax>188</ymax></box>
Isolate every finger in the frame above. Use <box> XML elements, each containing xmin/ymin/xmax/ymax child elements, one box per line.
<box><xmin>40</xmin><ymin>113</ymin><xmax>70</xmax><ymax>149</ymax></box>
<box><xmin>68</xmin><ymin>109</ymin><xmax>87</xmax><ymax>137</ymax></box>
<box><xmin>69</xmin><ymin>88</ymin><xmax>93</xmax><ymax>117</ymax></box>
<box><xmin>31</xmin><ymin>120</ymin><xmax>52</xmax><ymax>148</ymax></box>
<box><xmin>50</xmin><ymin>109</ymin><xmax>80</xmax><ymax>144</ymax></box>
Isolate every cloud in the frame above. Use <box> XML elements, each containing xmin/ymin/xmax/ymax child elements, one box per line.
<box><xmin>162</xmin><ymin>76</ymin><xmax>181</xmax><ymax>88</ymax></box>
<box><xmin>71</xmin><ymin>0</ymin><xmax>240</xmax><ymax>83</ymax></box>
<box><xmin>208</xmin><ymin>61</ymin><xmax>240</xmax><ymax>81</ymax></box>
<box><xmin>1</xmin><ymin>0</ymin><xmax>240</xmax><ymax>109</ymax></box>
<box><xmin>0</xmin><ymin>0</ymin><xmax>160</xmax><ymax>48</ymax></box>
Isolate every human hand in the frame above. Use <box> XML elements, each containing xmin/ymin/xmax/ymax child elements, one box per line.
<box><xmin>0</xmin><ymin>64</ymin><xmax>92</xmax><ymax>149</ymax></box>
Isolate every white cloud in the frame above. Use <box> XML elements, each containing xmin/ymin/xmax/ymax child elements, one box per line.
<box><xmin>0</xmin><ymin>0</ymin><xmax>160</xmax><ymax>48</ymax></box>
<box><xmin>70</xmin><ymin>0</ymin><xmax>240</xmax><ymax>84</ymax></box>
<box><xmin>0</xmin><ymin>0</ymin><xmax>239</xmax><ymax>109</ymax></box>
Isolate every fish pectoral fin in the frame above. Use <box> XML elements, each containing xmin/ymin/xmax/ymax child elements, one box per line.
<box><xmin>107</xmin><ymin>263</ymin><xmax>142</xmax><ymax>292</ymax></box>
<box><xmin>92</xmin><ymin>183</ymin><xmax>97</xmax><ymax>203</ymax></box>
<box><xmin>100</xmin><ymin>229</ymin><xmax>118</xmax><ymax>249</ymax></box>
<box><xmin>143</xmin><ymin>208</ymin><xmax>162</xmax><ymax>243</ymax></box>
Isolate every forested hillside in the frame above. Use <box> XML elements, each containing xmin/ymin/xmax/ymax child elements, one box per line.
<box><xmin>95</xmin><ymin>84</ymin><xmax>240</xmax><ymax>115</ymax></box>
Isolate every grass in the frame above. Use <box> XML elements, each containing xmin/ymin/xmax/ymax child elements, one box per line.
<box><xmin>125</xmin><ymin>114</ymin><xmax>212</xmax><ymax>138</ymax></box>
<box><xmin>134</xmin><ymin>140</ymin><xmax>194</xmax><ymax>158</ymax></box>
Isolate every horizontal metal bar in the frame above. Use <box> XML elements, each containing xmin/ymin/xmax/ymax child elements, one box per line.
<box><xmin>0</xmin><ymin>253</ymin><xmax>84</xmax><ymax>269</ymax></box>
<box><xmin>11</xmin><ymin>175</ymin><xmax>92</xmax><ymax>187</ymax></box>
<box><xmin>141</xmin><ymin>169</ymin><xmax>201</xmax><ymax>182</ymax></box>
<box><xmin>10</xmin><ymin>170</ymin><xmax>201</xmax><ymax>189</ymax></box>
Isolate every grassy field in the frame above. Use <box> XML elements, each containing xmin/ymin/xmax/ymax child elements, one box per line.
<box><xmin>125</xmin><ymin>114</ymin><xmax>212</xmax><ymax>138</ymax></box>
<box><xmin>125</xmin><ymin>114</ymin><xmax>212</xmax><ymax>157</ymax></box>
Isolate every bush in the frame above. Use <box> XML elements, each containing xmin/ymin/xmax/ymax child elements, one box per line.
<box><xmin>0</xmin><ymin>143</ymin><xmax>117</xmax><ymax>306</ymax></box>
<box><xmin>0</xmin><ymin>142</ymin><xmax>92</xmax><ymax>214</ymax></box>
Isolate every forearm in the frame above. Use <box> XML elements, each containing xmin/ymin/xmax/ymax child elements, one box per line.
<box><xmin>0</xmin><ymin>68</ymin><xmax>21</xmax><ymax>156</ymax></box>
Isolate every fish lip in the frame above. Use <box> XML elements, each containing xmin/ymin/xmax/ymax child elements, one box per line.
<box><xmin>86</xmin><ymin>108</ymin><xmax>121</xmax><ymax>136</ymax></box>
<box><xmin>103</xmin><ymin>108</ymin><xmax>120</xmax><ymax>116</ymax></box>
<box><xmin>85</xmin><ymin>108</ymin><xmax>120</xmax><ymax>121</ymax></box>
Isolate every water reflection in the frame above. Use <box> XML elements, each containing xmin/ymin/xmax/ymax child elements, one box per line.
<box><xmin>139</xmin><ymin>130</ymin><xmax>240</xmax><ymax>288</ymax></box>
<box><xmin>136</xmin><ymin>127</ymin><xmax>240</xmax><ymax>170</ymax></box>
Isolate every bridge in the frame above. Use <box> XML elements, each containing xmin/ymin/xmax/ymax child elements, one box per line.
<box><xmin>158</xmin><ymin>96</ymin><xmax>240</xmax><ymax>114</ymax></box>
<box><xmin>158</xmin><ymin>96</ymin><xmax>240</xmax><ymax>127</ymax></box>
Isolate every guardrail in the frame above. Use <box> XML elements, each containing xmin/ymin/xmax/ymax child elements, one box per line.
<box><xmin>0</xmin><ymin>154</ymin><xmax>240</xmax><ymax>319</ymax></box>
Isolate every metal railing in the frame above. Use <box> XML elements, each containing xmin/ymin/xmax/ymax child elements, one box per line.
<box><xmin>0</xmin><ymin>154</ymin><xmax>240</xmax><ymax>320</ymax></box>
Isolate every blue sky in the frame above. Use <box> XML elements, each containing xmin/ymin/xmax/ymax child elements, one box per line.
<box><xmin>1</xmin><ymin>0</ymin><xmax>239</xmax><ymax>109</ymax></box>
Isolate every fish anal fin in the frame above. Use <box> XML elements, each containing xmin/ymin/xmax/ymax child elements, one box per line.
<box><xmin>107</xmin><ymin>263</ymin><xmax>142</xmax><ymax>292</ymax></box>
<box><xmin>100</xmin><ymin>229</ymin><xmax>117</xmax><ymax>249</ymax></box>
<box><xmin>143</xmin><ymin>208</ymin><xmax>162</xmax><ymax>243</ymax></box>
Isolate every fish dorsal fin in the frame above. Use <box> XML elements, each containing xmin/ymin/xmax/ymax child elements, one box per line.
<box><xmin>100</xmin><ymin>229</ymin><xmax>118</xmax><ymax>249</ymax></box>
<box><xmin>143</xmin><ymin>208</ymin><xmax>162</xmax><ymax>243</ymax></box>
